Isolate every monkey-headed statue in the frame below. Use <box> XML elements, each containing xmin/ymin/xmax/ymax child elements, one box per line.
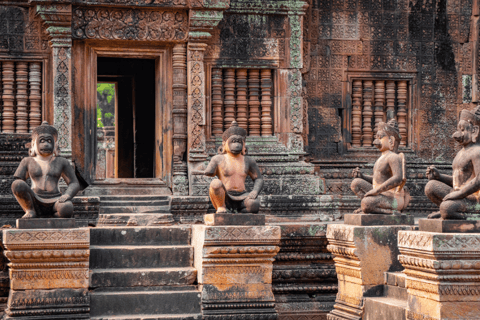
<box><xmin>11</xmin><ymin>121</ymin><xmax>81</xmax><ymax>219</ymax></box>
<box><xmin>425</xmin><ymin>106</ymin><xmax>480</xmax><ymax>220</ymax></box>
<box><xmin>201</xmin><ymin>121</ymin><xmax>264</xmax><ymax>214</ymax></box>
<box><xmin>351</xmin><ymin>119</ymin><xmax>411</xmax><ymax>214</ymax></box>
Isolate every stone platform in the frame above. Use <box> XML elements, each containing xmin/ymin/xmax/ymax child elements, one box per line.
<box><xmin>16</xmin><ymin>218</ymin><xmax>75</xmax><ymax>229</ymax></box>
<box><xmin>419</xmin><ymin>218</ymin><xmax>480</xmax><ymax>233</ymax></box>
<box><xmin>344</xmin><ymin>214</ymin><xmax>414</xmax><ymax>226</ymax></box>
<box><xmin>204</xmin><ymin>213</ymin><xmax>265</xmax><ymax>226</ymax></box>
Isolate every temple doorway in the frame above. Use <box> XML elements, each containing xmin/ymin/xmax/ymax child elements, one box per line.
<box><xmin>96</xmin><ymin>57</ymin><xmax>156</xmax><ymax>179</ymax></box>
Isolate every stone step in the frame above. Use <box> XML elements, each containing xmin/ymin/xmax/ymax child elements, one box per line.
<box><xmin>384</xmin><ymin>284</ymin><xmax>407</xmax><ymax>300</ymax></box>
<box><xmin>91</xmin><ymin>227</ymin><xmax>191</xmax><ymax>246</ymax></box>
<box><xmin>363</xmin><ymin>297</ymin><xmax>407</xmax><ymax>320</ymax></box>
<box><xmin>90</xmin><ymin>290</ymin><xmax>201</xmax><ymax>317</ymax></box>
<box><xmin>100</xmin><ymin>200</ymin><xmax>170</xmax><ymax>207</ymax></box>
<box><xmin>97</xmin><ymin>214</ymin><xmax>174</xmax><ymax>227</ymax></box>
<box><xmin>91</xmin><ymin>314</ymin><xmax>202</xmax><ymax>320</ymax></box>
<box><xmin>90</xmin><ymin>245</ymin><xmax>193</xmax><ymax>269</ymax></box>
<box><xmin>90</xmin><ymin>267</ymin><xmax>197</xmax><ymax>288</ymax></box>
<box><xmin>83</xmin><ymin>186</ymin><xmax>172</xmax><ymax>196</ymax></box>
<box><xmin>100</xmin><ymin>206</ymin><xmax>171</xmax><ymax>214</ymax></box>
<box><xmin>100</xmin><ymin>195</ymin><xmax>171</xmax><ymax>202</ymax></box>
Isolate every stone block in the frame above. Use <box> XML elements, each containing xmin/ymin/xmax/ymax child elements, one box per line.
<box><xmin>326</xmin><ymin>223</ymin><xmax>412</xmax><ymax>320</ymax></box>
<box><xmin>398</xmin><ymin>230</ymin><xmax>480</xmax><ymax>319</ymax></box>
<box><xmin>90</xmin><ymin>226</ymin><xmax>191</xmax><ymax>246</ymax></box>
<box><xmin>192</xmin><ymin>225</ymin><xmax>280</xmax><ymax>319</ymax></box>
<box><xmin>204</xmin><ymin>213</ymin><xmax>265</xmax><ymax>226</ymax></box>
<box><xmin>344</xmin><ymin>214</ymin><xmax>414</xmax><ymax>226</ymax></box>
<box><xmin>16</xmin><ymin>218</ymin><xmax>75</xmax><ymax>229</ymax></box>
<box><xmin>419</xmin><ymin>218</ymin><xmax>480</xmax><ymax>233</ymax></box>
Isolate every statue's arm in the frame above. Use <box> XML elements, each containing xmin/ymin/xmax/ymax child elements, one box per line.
<box><xmin>426</xmin><ymin>165</ymin><xmax>452</xmax><ymax>186</ymax></box>
<box><xmin>204</xmin><ymin>156</ymin><xmax>220</xmax><ymax>177</ymax></box>
<box><xmin>352</xmin><ymin>167</ymin><xmax>372</xmax><ymax>183</ymax></box>
<box><xmin>247</xmin><ymin>157</ymin><xmax>264</xmax><ymax>198</ymax></box>
<box><xmin>370</xmin><ymin>155</ymin><xmax>404</xmax><ymax>195</ymax></box>
<box><xmin>448</xmin><ymin>156</ymin><xmax>480</xmax><ymax>199</ymax></box>
<box><xmin>437</xmin><ymin>173</ymin><xmax>453</xmax><ymax>187</ymax></box>
<box><xmin>361</xmin><ymin>173</ymin><xmax>373</xmax><ymax>184</ymax></box>
<box><xmin>13</xmin><ymin>158</ymin><xmax>29</xmax><ymax>181</ymax></box>
<box><xmin>61</xmin><ymin>159</ymin><xmax>81</xmax><ymax>200</ymax></box>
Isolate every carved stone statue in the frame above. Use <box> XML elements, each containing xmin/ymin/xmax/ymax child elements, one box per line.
<box><xmin>11</xmin><ymin>121</ymin><xmax>81</xmax><ymax>219</ymax></box>
<box><xmin>351</xmin><ymin>119</ymin><xmax>410</xmax><ymax>214</ymax></box>
<box><xmin>425</xmin><ymin>107</ymin><xmax>480</xmax><ymax>220</ymax></box>
<box><xmin>203</xmin><ymin>121</ymin><xmax>264</xmax><ymax>213</ymax></box>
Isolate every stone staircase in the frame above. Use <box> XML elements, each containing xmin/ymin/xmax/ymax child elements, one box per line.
<box><xmin>89</xmin><ymin>225</ymin><xmax>201</xmax><ymax>319</ymax></box>
<box><xmin>363</xmin><ymin>272</ymin><xmax>407</xmax><ymax>320</ymax></box>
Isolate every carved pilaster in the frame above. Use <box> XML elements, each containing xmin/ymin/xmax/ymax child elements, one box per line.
<box><xmin>362</xmin><ymin>80</ymin><xmax>373</xmax><ymax>147</ymax></box>
<box><xmin>236</xmin><ymin>69</ymin><xmax>248</xmax><ymax>132</ymax></box>
<box><xmin>248</xmin><ymin>69</ymin><xmax>261</xmax><ymax>137</ymax></box>
<box><xmin>211</xmin><ymin>68</ymin><xmax>223</xmax><ymax>137</ymax></box>
<box><xmin>28</xmin><ymin>62</ymin><xmax>42</xmax><ymax>132</ymax></box>
<box><xmin>374</xmin><ymin>80</ymin><xmax>385</xmax><ymax>133</ymax></box>
<box><xmin>2</xmin><ymin>61</ymin><xmax>15</xmax><ymax>133</ymax></box>
<box><xmin>261</xmin><ymin>69</ymin><xmax>273</xmax><ymax>137</ymax></box>
<box><xmin>187</xmin><ymin>43</ymin><xmax>207</xmax><ymax>162</ymax></box>
<box><xmin>173</xmin><ymin>43</ymin><xmax>188</xmax><ymax>195</ymax></box>
<box><xmin>386</xmin><ymin>80</ymin><xmax>396</xmax><ymax>121</ymax></box>
<box><xmin>35</xmin><ymin>3</ymin><xmax>73</xmax><ymax>156</ymax></box>
<box><xmin>397</xmin><ymin>81</ymin><xmax>408</xmax><ymax>147</ymax></box>
<box><xmin>224</xmin><ymin>69</ymin><xmax>236</xmax><ymax>128</ymax></box>
<box><xmin>15</xmin><ymin>62</ymin><xmax>29</xmax><ymax>134</ymax></box>
<box><xmin>351</xmin><ymin>80</ymin><xmax>362</xmax><ymax>147</ymax></box>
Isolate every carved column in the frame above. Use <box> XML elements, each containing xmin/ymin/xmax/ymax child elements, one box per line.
<box><xmin>35</xmin><ymin>4</ymin><xmax>73</xmax><ymax>156</ymax></box>
<box><xmin>173</xmin><ymin>43</ymin><xmax>188</xmax><ymax>195</ymax></box>
<box><xmin>385</xmin><ymin>80</ymin><xmax>396</xmax><ymax>120</ymax></box>
<box><xmin>211</xmin><ymin>68</ymin><xmax>223</xmax><ymax>137</ymax></box>
<box><xmin>224</xmin><ymin>69</ymin><xmax>236</xmax><ymax>128</ymax></box>
<box><xmin>187</xmin><ymin>43</ymin><xmax>208</xmax><ymax>162</ymax></box>
<box><xmin>362</xmin><ymin>80</ymin><xmax>373</xmax><ymax>147</ymax></box>
<box><xmin>351</xmin><ymin>80</ymin><xmax>362</xmax><ymax>147</ymax></box>
<box><xmin>28</xmin><ymin>62</ymin><xmax>42</xmax><ymax>132</ymax></box>
<box><xmin>236</xmin><ymin>69</ymin><xmax>248</xmax><ymax>132</ymax></box>
<box><xmin>15</xmin><ymin>62</ymin><xmax>29</xmax><ymax>134</ymax></box>
<box><xmin>374</xmin><ymin>80</ymin><xmax>385</xmax><ymax>133</ymax></box>
<box><xmin>261</xmin><ymin>69</ymin><xmax>273</xmax><ymax>136</ymax></box>
<box><xmin>2</xmin><ymin>61</ymin><xmax>15</xmax><ymax>133</ymax></box>
<box><xmin>248</xmin><ymin>69</ymin><xmax>261</xmax><ymax>136</ymax></box>
<box><xmin>397</xmin><ymin>81</ymin><xmax>408</xmax><ymax>147</ymax></box>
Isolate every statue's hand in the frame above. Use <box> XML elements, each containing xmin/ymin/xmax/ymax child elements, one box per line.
<box><xmin>247</xmin><ymin>191</ymin><xmax>258</xmax><ymax>200</ymax></box>
<box><xmin>352</xmin><ymin>167</ymin><xmax>362</xmax><ymax>179</ymax></box>
<box><xmin>364</xmin><ymin>189</ymin><xmax>379</xmax><ymax>197</ymax></box>
<box><xmin>58</xmin><ymin>195</ymin><xmax>71</xmax><ymax>203</ymax></box>
<box><xmin>443</xmin><ymin>191</ymin><xmax>463</xmax><ymax>201</ymax></box>
<box><xmin>426</xmin><ymin>165</ymin><xmax>440</xmax><ymax>180</ymax></box>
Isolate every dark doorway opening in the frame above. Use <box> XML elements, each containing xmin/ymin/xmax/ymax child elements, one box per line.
<box><xmin>97</xmin><ymin>57</ymin><xmax>156</xmax><ymax>178</ymax></box>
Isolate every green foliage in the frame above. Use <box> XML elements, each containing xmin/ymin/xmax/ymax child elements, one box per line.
<box><xmin>97</xmin><ymin>83</ymin><xmax>115</xmax><ymax>103</ymax></box>
<box><xmin>97</xmin><ymin>106</ymin><xmax>104</xmax><ymax>128</ymax></box>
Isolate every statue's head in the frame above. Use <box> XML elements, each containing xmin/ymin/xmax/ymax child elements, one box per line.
<box><xmin>29</xmin><ymin>121</ymin><xmax>60</xmax><ymax>157</ymax></box>
<box><xmin>373</xmin><ymin>119</ymin><xmax>402</xmax><ymax>153</ymax></box>
<box><xmin>453</xmin><ymin>108</ymin><xmax>480</xmax><ymax>146</ymax></box>
<box><xmin>219</xmin><ymin>121</ymin><xmax>247</xmax><ymax>156</ymax></box>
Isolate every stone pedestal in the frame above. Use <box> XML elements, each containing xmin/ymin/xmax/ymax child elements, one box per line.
<box><xmin>192</xmin><ymin>224</ymin><xmax>281</xmax><ymax>320</ymax></box>
<box><xmin>326</xmin><ymin>221</ymin><xmax>413</xmax><ymax>320</ymax></box>
<box><xmin>204</xmin><ymin>213</ymin><xmax>265</xmax><ymax>226</ymax></box>
<box><xmin>3</xmin><ymin>221</ymin><xmax>90</xmax><ymax>319</ymax></box>
<box><xmin>398</xmin><ymin>228</ymin><xmax>480</xmax><ymax>319</ymax></box>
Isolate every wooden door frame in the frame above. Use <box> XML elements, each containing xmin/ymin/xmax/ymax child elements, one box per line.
<box><xmin>72</xmin><ymin>40</ymin><xmax>173</xmax><ymax>187</ymax></box>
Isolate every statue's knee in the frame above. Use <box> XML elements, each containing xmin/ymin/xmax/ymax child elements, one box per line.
<box><xmin>245</xmin><ymin>198</ymin><xmax>260</xmax><ymax>213</ymax></box>
<box><xmin>11</xmin><ymin>180</ymin><xmax>28</xmax><ymax>194</ymax></box>
<box><xmin>351</xmin><ymin>178</ymin><xmax>363</xmax><ymax>192</ymax></box>
<box><xmin>439</xmin><ymin>200</ymin><xmax>458</xmax><ymax>218</ymax></box>
<box><xmin>361</xmin><ymin>197</ymin><xmax>374</xmax><ymax>213</ymax></box>
<box><xmin>56</xmin><ymin>201</ymin><xmax>73</xmax><ymax>218</ymax></box>
<box><xmin>210</xmin><ymin>179</ymin><xmax>224</xmax><ymax>191</ymax></box>
<box><xmin>425</xmin><ymin>180</ymin><xmax>440</xmax><ymax>197</ymax></box>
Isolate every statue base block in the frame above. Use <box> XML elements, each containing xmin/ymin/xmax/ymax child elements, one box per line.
<box><xmin>16</xmin><ymin>218</ymin><xmax>75</xmax><ymax>229</ymax></box>
<box><xmin>399</xmin><ymin>230</ymin><xmax>480</xmax><ymax>319</ymax></box>
<box><xmin>344</xmin><ymin>214</ymin><xmax>414</xmax><ymax>226</ymax></box>
<box><xmin>419</xmin><ymin>218</ymin><xmax>480</xmax><ymax>233</ymax></box>
<box><xmin>326</xmin><ymin>223</ymin><xmax>413</xmax><ymax>320</ymax></box>
<box><xmin>204</xmin><ymin>213</ymin><xmax>265</xmax><ymax>226</ymax></box>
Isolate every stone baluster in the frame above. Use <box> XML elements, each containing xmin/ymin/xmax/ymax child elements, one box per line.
<box><xmin>362</xmin><ymin>80</ymin><xmax>373</xmax><ymax>147</ymax></box>
<box><xmin>2</xmin><ymin>61</ymin><xmax>15</xmax><ymax>133</ymax></box>
<box><xmin>261</xmin><ymin>69</ymin><xmax>273</xmax><ymax>136</ymax></box>
<box><xmin>374</xmin><ymin>80</ymin><xmax>385</xmax><ymax>133</ymax></box>
<box><xmin>385</xmin><ymin>80</ymin><xmax>396</xmax><ymax>120</ymax></box>
<box><xmin>397</xmin><ymin>81</ymin><xmax>408</xmax><ymax>147</ymax></box>
<box><xmin>236</xmin><ymin>69</ymin><xmax>248</xmax><ymax>132</ymax></box>
<box><xmin>211</xmin><ymin>68</ymin><xmax>223</xmax><ymax>137</ymax></box>
<box><xmin>248</xmin><ymin>69</ymin><xmax>261</xmax><ymax>136</ymax></box>
<box><xmin>351</xmin><ymin>80</ymin><xmax>362</xmax><ymax>147</ymax></box>
<box><xmin>15</xmin><ymin>62</ymin><xmax>29</xmax><ymax>133</ymax></box>
<box><xmin>28</xmin><ymin>62</ymin><xmax>42</xmax><ymax>132</ymax></box>
<box><xmin>223</xmin><ymin>69</ymin><xmax>236</xmax><ymax>128</ymax></box>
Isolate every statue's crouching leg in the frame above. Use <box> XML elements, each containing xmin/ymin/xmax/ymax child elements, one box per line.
<box><xmin>438</xmin><ymin>200</ymin><xmax>468</xmax><ymax>220</ymax></box>
<box><xmin>53</xmin><ymin>201</ymin><xmax>74</xmax><ymax>218</ymax></box>
<box><xmin>425</xmin><ymin>180</ymin><xmax>452</xmax><ymax>206</ymax></box>
<box><xmin>243</xmin><ymin>198</ymin><xmax>260</xmax><ymax>214</ymax></box>
<box><xmin>209</xmin><ymin>179</ymin><xmax>227</xmax><ymax>213</ymax></box>
<box><xmin>11</xmin><ymin>180</ymin><xmax>37</xmax><ymax>218</ymax></box>
<box><xmin>351</xmin><ymin>178</ymin><xmax>372</xmax><ymax>199</ymax></box>
<box><xmin>361</xmin><ymin>194</ymin><xmax>401</xmax><ymax>214</ymax></box>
